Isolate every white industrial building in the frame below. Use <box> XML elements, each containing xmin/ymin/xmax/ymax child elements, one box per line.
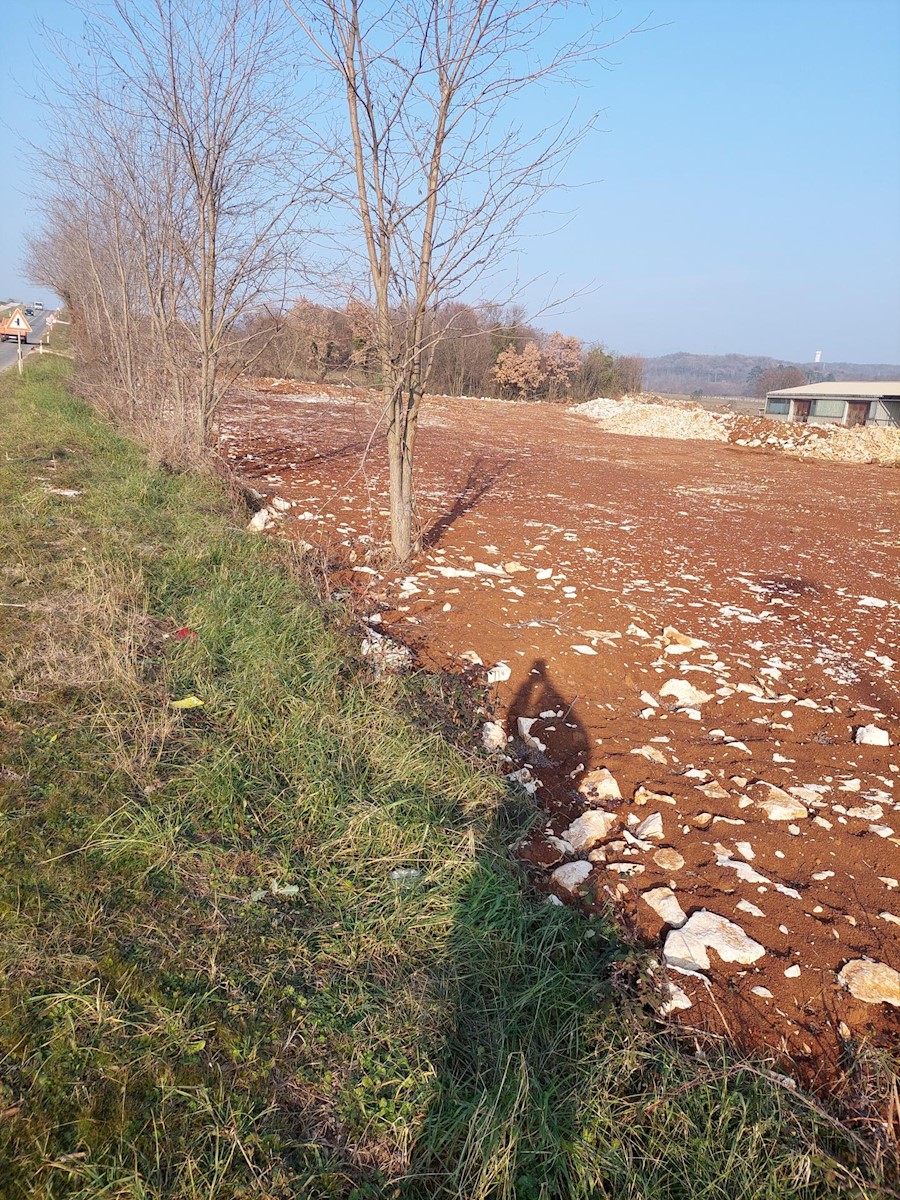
<box><xmin>765</xmin><ymin>381</ymin><xmax>900</xmax><ymax>427</ymax></box>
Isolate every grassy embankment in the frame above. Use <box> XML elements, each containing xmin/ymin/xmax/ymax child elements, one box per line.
<box><xmin>0</xmin><ymin>358</ymin><xmax>894</xmax><ymax>1199</ymax></box>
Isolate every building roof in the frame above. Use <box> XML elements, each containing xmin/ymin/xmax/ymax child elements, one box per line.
<box><xmin>766</xmin><ymin>381</ymin><xmax>900</xmax><ymax>401</ymax></box>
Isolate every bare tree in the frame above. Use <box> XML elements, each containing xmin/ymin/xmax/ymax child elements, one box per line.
<box><xmin>285</xmin><ymin>0</ymin><xmax>634</xmax><ymax>562</ymax></box>
<box><xmin>30</xmin><ymin>0</ymin><xmax>304</xmax><ymax>453</ymax></box>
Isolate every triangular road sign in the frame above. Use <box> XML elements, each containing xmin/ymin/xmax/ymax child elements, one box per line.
<box><xmin>6</xmin><ymin>307</ymin><xmax>32</xmax><ymax>333</ymax></box>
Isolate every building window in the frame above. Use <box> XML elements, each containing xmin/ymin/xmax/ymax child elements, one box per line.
<box><xmin>812</xmin><ymin>399</ymin><xmax>845</xmax><ymax>418</ymax></box>
<box><xmin>766</xmin><ymin>398</ymin><xmax>789</xmax><ymax>414</ymax></box>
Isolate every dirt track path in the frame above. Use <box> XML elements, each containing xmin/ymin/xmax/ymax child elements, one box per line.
<box><xmin>223</xmin><ymin>383</ymin><xmax>900</xmax><ymax>1077</ymax></box>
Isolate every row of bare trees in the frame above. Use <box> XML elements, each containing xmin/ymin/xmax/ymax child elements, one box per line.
<box><xmin>244</xmin><ymin>297</ymin><xmax>642</xmax><ymax>401</ymax></box>
<box><xmin>30</xmin><ymin>0</ymin><xmax>300</xmax><ymax>461</ymax></box>
<box><xmin>30</xmin><ymin>0</ymin><xmax>639</xmax><ymax>560</ymax></box>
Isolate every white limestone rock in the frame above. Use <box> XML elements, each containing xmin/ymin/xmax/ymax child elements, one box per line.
<box><xmin>641</xmin><ymin>886</ymin><xmax>688</xmax><ymax>928</ymax></box>
<box><xmin>756</xmin><ymin>784</ymin><xmax>808</xmax><ymax>821</ymax></box>
<box><xmin>517</xmin><ymin>716</ymin><xmax>547</xmax><ymax>753</ymax></box>
<box><xmin>481</xmin><ymin>721</ymin><xmax>507</xmax><ymax>752</ymax></box>
<box><xmin>248</xmin><ymin>507</ymin><xmax>274</xmax><ymax>531</ymax></box>
<box><xmin>653</xmin><ymin>848</ymin><xmax>685</xmax><ymax>872</ymax></box>
<box><xmin>660</xmin><ymin>679</ymin><xmax>714</xmax><ymax>707</ymax></box>
<box><xmin>658</xmin><ymin>979</ymin><xmax>693</xmax><ymax>1015</ymax></box>
<box><xmin>635</xmin><ymin>812</ymin><xmax>664</xmax><ymax>841</ymax></box>
<box><xmin>664</xmin><ymin>910</ymin><xmax>765</xmax><ymax>973</ymax></box>
<box><xmin>855</xmin><ymin>724</ymin><xmax>892</xmax><ymax>747</ymax></box>
<box><xmin>563</xmin><ymin>809</ymin><xmax>619</xmax><ymax>851</ymax></box>
<box><xmin>838</xmin><ymin>959</ymin><xmax>900</xmax><ymax>1006</ymax></box>
<box><xmin>551</xmin><ymin>860</ymin><xmax>593</xmax><ymax>895</ymax></box>
<box><xmin>577</xmin><ymin>767</ymin><xmax>622</xmax><ymax>804</ymax></box>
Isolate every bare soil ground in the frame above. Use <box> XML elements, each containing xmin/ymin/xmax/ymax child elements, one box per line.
<box><xmin>222</xmin><ymin>380</ymin><xmax>900</xmax><ymax>1081</ymax></box>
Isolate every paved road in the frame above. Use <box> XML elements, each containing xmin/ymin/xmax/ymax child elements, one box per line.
<box><xmin>0</xmin><ymin>308</ymin><xmax>52</xmax><ymax>373</ymax></box>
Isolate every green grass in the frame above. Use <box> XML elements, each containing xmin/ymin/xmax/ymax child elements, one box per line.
<box><xmin>0</xmin><ymin>358</ymin><xmax>894</xmax><ymax>1199</ymax></box>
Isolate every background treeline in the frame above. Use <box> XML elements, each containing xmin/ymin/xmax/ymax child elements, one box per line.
<box><xmin>244</xmin><ymin>297</ymin><xmax>643</xmax><ymax>402</ymax></box>
<box><xmin>642</xmin><ymin>352</ymin><xmax>900</xmax><ymax>398</ymax></box>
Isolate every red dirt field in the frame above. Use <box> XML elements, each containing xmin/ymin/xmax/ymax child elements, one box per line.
<box><xmin>221</xmin><ymin>380</ymin><xmax>900</xmax><ymax>1080</ymax></box>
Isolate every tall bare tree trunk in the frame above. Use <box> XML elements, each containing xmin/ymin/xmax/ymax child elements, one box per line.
<box><xmin>386</xmin><ymin>377</ymin><xmax>421</xmax><ymax>561</ymax></box>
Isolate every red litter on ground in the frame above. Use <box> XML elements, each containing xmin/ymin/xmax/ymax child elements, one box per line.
<box><xmin>175</xmin><ymin>627</ymin><xmax>198</xmax><ymax>640</ymax></box>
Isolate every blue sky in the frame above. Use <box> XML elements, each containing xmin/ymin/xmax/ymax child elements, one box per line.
<box><xmin>2</xmin><ymin>0</ymin><xmax>899</xmax><ymax>363</ymax></box>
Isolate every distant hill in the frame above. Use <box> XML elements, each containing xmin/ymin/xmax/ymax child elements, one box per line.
<box><xmin>643</xmin><ymin>352</ymin><xmax>900</xmax><ymax>397</ymax></box>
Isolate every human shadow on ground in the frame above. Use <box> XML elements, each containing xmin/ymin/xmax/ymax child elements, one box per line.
<box><xmin>422</xmin><ymin>456</ymin><xmax>513</xmax><ymax>549</ymax></box>
<box><xmin>396</xmin><ymin>665</ymin><xmax>615</xmax><ymax>1198</ymax></box>
<box><xmin>506</xmin><ymin>657</ymin><xmax>592</xmax><ymax>780</ymax></box>
<box><xmin>397</xmin><ymin>801</ymin><xmax>617</xmax><ymax>1198</ymax></box>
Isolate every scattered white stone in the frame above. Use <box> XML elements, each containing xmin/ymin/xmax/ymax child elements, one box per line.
<box><xmin>784</xmin><ymin>964</ymin><xmax>801</xmax><ymax>979</ymax></box>
<box><xmin>516</xmin><ymin>717</ymin><xmax>547</xmax><ymax>753</ymax></box>
<box><xmin>847</xmin><ymin>803</ymin><xmax>884</xmax><ymax>821</ymax></box>
<box><xmin>635</xmin><ymin>812</ymin><xmax>664</xmax><ymax>841</ymax></box>
<box><xmin>481</xmin><ymin>721</ymin><xmax>506</xmax><ymax>752</ymax></box>
<box><xmin>697</xmin><ymin>779</ymin><xmax>730</xmax><ymax>801</ymax></box>
<box><xmin>653</xmin><ymin>848</ymin><xmax>685</xmax><ymax>872</ymax></box>
<box><xmin>632</xmin><ymin>744</ymin><xmax>668</xmax><ymax>765</ymax></box>
<box><xmin>751</xmin><ymin>986</ymin><xmax>773</xmax><ymax>998</ymax></box>
<box><xmin>563</xmin><ymin>809</ymin><xmax>619</xmax><ymax>851</ymax></box>
<box><xmin>486</xmin><ymin>662</ymin><xmax>511</xmax><ymax>684</ymax></box>
<box><xmin>248</xmin><ymin>508</ymin><xmax>273</xmax><ymax>531</ymax></box>
<box><xmin>869</xmin><ymin>824</ymin><xmax>895</xmax><ymax>838</ymax></box>
<box><xmin>878</xmin><ymin>912</ymin><xmax>900</xmax><ymax>927</ymax></box>
<box><xmin>662</xmin><ymin>626</ymin><xmax>708</xmax><ymax>650</ymax></box>
<box><xmin>664</xmin><ymin>911</ymin><xmax>765</xmax><ymax>973</ymax></box>
<box><xmin>858</xmin><ymin>596</ymin><xmax>888</xmax><ymax>608</ymax></box>
<box><xmin>634</xmin><ymin>786</ymin><xmax>676</xmax><ymax>806</ymax></box>
<box><xmin>716</xmin><ymin>854</ymin><xmax>771</xmax><ymax>885</ymax></box>
<box><xmin>855</xmin><ymin>725</ymin><xmax>892</xmax><ymax>747</ymax></box>
<box><xmin>659</xmin><ymin>679</ymin><xmax>714</xmax><ymax>707</ymax></box>
<box><xmin>572</xmin><ymin>644</ymin><xmax>598</xmax><ymax>655</ymax></box>
<box><xmin>578</xmin><ymin>767</ymin><xmax>622</xmax><ymax>803</ymax></box>
<box><xmin>551</xmin><ymin>860</ymin><xmax>592</xmax><ymax>894</ymax></box>
<box><xmin>735</xmin><ymin>841</ymin><xmax>755</xmax><ymax>860</ymax></box>
<box><xmin>658</xmin><ymin>979</ymin><xmax>694</xmax><ymax>1015</ymax></box>
<box><xmin>641</xmin><ymin>886</ymin><xmax>688</xmax><ymax>927</ymax></box>
<box><xmin>838</xmin><ymin>959</ymin><xmax>900</xmax><ymax>1006</ymax></box>
<box><xmin>756</xmin><ymin>786</ymin><xmax>808</xmax><ymax>821</ymax></box>
<box><xmin>725</xmin><ymin>739</ymin><xmax>752</xmax><ymax>755</ymax></box>
<box><xmin>436</xmin><ymin>565</ymin><xmax>477</xmax><ymax>578</ymax></box>
<box><xmin>361</xmin><ymin>629</ymin><xmax>411</xmax><ymax>674</ymax></box>
<box><xmin>736</xmin><ymin>899</ymin><xmax>765</xmax><ymax>918</ymax></box>
<box><xmin>506</xmin><ymin>766</ymin><xmax>536</xmax><ymax>794</ymax></box>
